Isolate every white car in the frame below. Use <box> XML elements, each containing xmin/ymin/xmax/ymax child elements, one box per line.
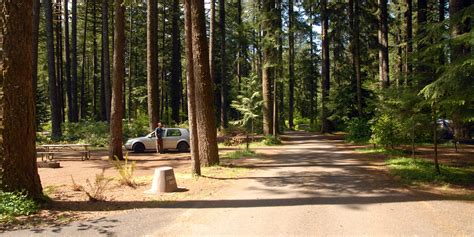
<box><xmin>125</xmin><ymin>128</ymin><xmax>190</xmax><ymax>153</ymax></box>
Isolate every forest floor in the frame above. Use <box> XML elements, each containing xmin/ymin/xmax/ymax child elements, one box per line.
<box><xmin>2</xmin><ymin>132</ymin><xmax>473</xmax><ymax>235</ymax></box>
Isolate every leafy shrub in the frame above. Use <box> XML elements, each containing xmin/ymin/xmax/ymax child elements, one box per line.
<box><xmin>83</xmin><ymin>169</ymin><xmax>113</xmax><ymax>202</ymax></box>
<box><xmin>262</xmin><ymin>135</ymin><xmax>282</xmax><ymax>146</ymax></box>
<box><xmin>111</xmin><ymin>154</ymin><xmax>136</xmax><ymax>187</ymax></box>
<box><xmin>346</xmin><ymin>118</ymin><xmax>371</xmax><ymax>142</ymax></box>
<box><xmin>369</xmin><ymin>114</ymin><xmax>404</xmax><ymax>148</ymax></box>
<box><xmin>0</xmin><ymin>192</ymin><xmax>38</xmax><ymax>220</ymax></box>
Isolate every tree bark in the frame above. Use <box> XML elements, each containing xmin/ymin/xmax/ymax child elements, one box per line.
<box><xmin>309</xmin><ymin>5</ymin><xmax>316</xmax><ymax>125</ymax></box>
<box><xmin>1</xmin><ymin>0</ymin><xmax>43</xmax><ymax>199</ymax></box>
<box><xmin>219</xmin><ymin>0</ymin><xmax>228</xmax><ymax>129</ymax></box>
<box><xmin>190</xmin><ymin>0</ymin><xmax>220</xmax><ymax>166</ymax></box>
<box><xmin>109</xmin><ymin>0</ymin><xmax>125</xmax><ymax>160</ymax></box>
<box><xmin>262</xmin><ymin>0</ymin><xmax>275</xmax><ymax>136</ymax></box>
<box><xmin>236</xmin><ymin>0</ymin><xmax>242</xmax><ymax>92</ymax></box>
<box><xmin>92</xmin><ymin>0</ymin><xmax>99</xmax><ymax>120</ymax></box>
<box><xmin>101</xmin><ymin>0</ymin><xmax>111</xmax><ymax>122</ymax></box>
<box><xmin>184</xmin><ymin>0</ymin><xmax>201</xmax><ymax>176</ymax></box>
<box><xmin>350</xmin><ymin>0</ymin><xmax>362</xmax><ymax>116</ymax></box>
<box><xmin>71</xmin><ymin>0</ymin><xmax>79</xmax><ymax>122</ymax></box>
<box><xmin>378</xmin><ymin>0</ymin><xmax>390</xmax><ymax>88</ymax></box>
<box><xmin>44</xmin><ymin>0</ymin><xmax>62</xmax><ymax>138</ymax></box>
<box><xmin>404</xmin><ymin>0</ymin><xmax>412</xmax><ymax>85</ymax></box>
<box><xmin>128</xmin><ymin>6</ymin><xmax>133</xmax><ymax>121</ymax></box>
<box><xmin>33</xmin><ymin>0</ymin><xmax>41</xmax><ymax>100</ymax></box>
<box><xmin>147</xmin><ymin>0</ymin><xmax>159</xmax><ymax>130</ymax></box>
<box><xmin>171</xmin><ymin>0</ymin><xmax>182</xmax><ymax>124</ymax></box>
<box><xmin>288</xmin><ymin>0</ymin><xmax>295</xmax><ymax>130</ymax></box>
<box><xmin>209</xmin><ymin>0</ymin><xmax>216</xmax><ymax>84</ymax></box>
<box><xmin>54</xmin><ymin>0</ymin><xmax>65</xmax><ymax>123</ymax></box>
<box><xmin>321</xmin><ymin>0</ymin><xmax>331</xmax><ymax>133</ymax></box>
<box><xmin>80</xmin><ymin>0</ymin><xmax>89</xmax><ymax>120</ymax></box>
<box><xmin>63</xmin><ymin>0</ymin><xmax>73</xmax><ymax>121</ymax></box>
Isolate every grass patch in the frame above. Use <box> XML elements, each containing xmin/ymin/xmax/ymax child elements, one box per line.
<box><xmin>0</xmin><ymin>192</ymin><xmax>38</xmax><ymax>223</ymax></box>
<box><xmin>356</xmin><ymin>147</ymin><xmax>407</xmax><ymax>156</ymax></box>
<box><xmin>201</xmin><ymin>166</ymin><xmax>249</xmax><ymax>179</ymax></box>
<box><xmin>386</xmin><ymin>157</ymin><xmax>474</xmax><ymax>186</ymax></box>
<box><xmin>222</xmin><ymin>149</ymin><xmax>259</xmax><ymax>160</ymax></box>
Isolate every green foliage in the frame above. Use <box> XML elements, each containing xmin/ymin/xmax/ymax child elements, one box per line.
<box><xmin>0</xmin><ymin>192</ymin><xmax>38</xmax><ymax>221</ymax></box>
<box><xmin>231</xmin><ymin>76</ymin><xmax>263</xmax><ymax>134</ymax></box>
<box><xmin>386</xmin><ymin>157</ymin><xmax>474</xmax><ymax>186</ymax></box>
<box><xmin>111</xmin><ymin>154</ymin><xmax>136</xmax><ymax>187</ymax></box>
<box><xmin>262</xmin><ymin>135</ymin><xmax>282</xmax><ymax>146</ymax></box>
<box><xmin>369</xmin><ymin>114</ymin><xmax>404</xmax><ymax>148</ymax></box>
<box><xmin>223</xmin><ymin>149</ymin><xmax>258</xmax><ymax>160</ymax></box>
<box><xmin>83</xmin><ymin>169</ymin><xmax>113</xmax><ymax>202</ymax></box>
<box><xmin>355</xmin><ymin>147</ymin><xmax>407</xmax><ymax>156</ymax></box>
<box><xmin>37</xmin><ymin>114</ymin><xmax>151</xmax><ymax>147</ymax></box>
<box><xmin>346</xmin><ymin>118</ymin><xmax>371</xmax><ymax>142</ymax></box>
<box><xmin>123</xmin><ymin>114</ymin><xmax>151</xmax><ymax>141</ymax></box>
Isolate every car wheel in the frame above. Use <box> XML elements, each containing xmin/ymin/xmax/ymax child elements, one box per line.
<box><xmin>133</xmin><ymin>142</ymin><xmax>145</xmax><ymax>153</ymax></box>
<box><xmin>177</xmin><ymin>142</ymin><xmax>190</xmax><ymax>152</ymax></box>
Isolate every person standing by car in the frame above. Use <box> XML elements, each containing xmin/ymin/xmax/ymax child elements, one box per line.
<box><xmin>155</xmin><ymin>122</ymin><xmax>164</xmax><ymax>153</ymax></box>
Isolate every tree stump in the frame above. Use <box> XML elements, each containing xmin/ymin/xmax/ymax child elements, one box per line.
<box><xmin>145</xmin><ymin>167</ymin><xmax>178</xmax><ymax>193</ymax></box>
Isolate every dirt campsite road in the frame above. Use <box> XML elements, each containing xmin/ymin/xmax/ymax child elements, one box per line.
<box><xmin>6</xmin><ymin>132</ymin><xmax>474</xmax><ymax>236</ymax></box>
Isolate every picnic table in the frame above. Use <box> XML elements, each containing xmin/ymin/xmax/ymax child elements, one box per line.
<box><xmin>38</xmin><ymin>144</ymin><xmax>91</xmax><ymax>161</ymax></box>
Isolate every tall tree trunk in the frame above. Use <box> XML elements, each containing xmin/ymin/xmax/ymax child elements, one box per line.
<box><xmin>160</xmin><ymin>5</ymin><xmax>166</xmax><ymax>120</ymax></box>
<box><xmin>147</xmin><ymin>0</ymin><xmax>159</xmax><ymax>130</ymax></box>
<box><xmin>273</xmin><ymin>0</ymin><xmax>283</xmax><ymax>136</ymax></box>
<box><xmin>378</xmin><ymin>0</ymin><xmax>390</xmax><ymax>88</ymax></box>
<box><xmin>219</xmin><ymin>0</ymin><xmax>227</xmax><ymax>129</ymax></box>
<box><xmin>92</xmin><ymin>0</ymin><xmax>99</xmax><ymax>120</ymax></box>
<box><xmin>209</xmin><ymin>0</ymin><xmax>216</xmax><ymax>84</ymax></box>
<box><xmin>101</xmin><ymin>0</ymin><xmax>111</xmax><ymax>122</ymax></box>
<box><xmin>236</xmin><ymin>0</ymin><xmax>242</xmax><ymax>92</ymax></box>
<box><xmin>1</xmin><ymin>0</ymin><xmax>43</xmax><ymax>199</ymax></box>
<box><xmin>404</xmin><ymin>0</ymin><xmax>412</xmax><ymax>85</ymax></box>
<box><xmin>350</xmin><ymin>0</ymin><xmax>363</xmax><ymax>116</ymax></box>
<box><xmin>184</xmin><ymin>0</ymin><xmax>201</xmax><ymax>176</ymax></box>
<box><xmin>56</xmin><ymin>0</ymin><xmax>65</xmax><ymax>122</ymax></box>
<box><xmin>64</xmin><ymin>0</ymin><xmax>73</xmax><ymax>121</ymax></box>
<box><xmin>309</xmin><ymin>5</ymin><xmax>316</xmax><ymax>125</ymax></box>
<box><xmin>128</xmin><ymin>6</ymin><xmax>133</xmax><ymax>121</ymax></box>
<box><xmin>262</xmin><ymin>0</ymin><xmax>275</xmax><ymax>136</ymax></box>
<box><xmin>71</xmin><ymin>0</ymin><xmax>79</xmax><ymax>122</ymax></box>
<box><xmin>171</xmin><ymin>0</ymin><xmax>182</xmax><ymax>124</ymax></box>
<box><xmin>44</xmin><ymin>0</ymin><xmax>62</xmax><ymax>138</ymax></box>
<box><xmin>321</xmin><ymin>0</ymin><xmax>331</xmax><ymax>133</ymax></box>
<box><xmin>109</xmin><ymin>0</ymin><xmax>125</xmax><ymax>160</ymax></box>
<box><xmin>80</xmin><ymin>0</ymin><xmax>89</xmax><ymax>120</ymax></box>
<box><xmin>33</xmin><ymin>0</ymin><xmax>41</xmax><ymax>100</ymax></box>
<box><xmin>288</xmin><ymin>0</ymin><xmax>295</xmax><ymax>130</ymax></box>
<box><xmin>190</xmin><ymin>0</ymin><xmax>220</xmax><ymax>166</ymax></box>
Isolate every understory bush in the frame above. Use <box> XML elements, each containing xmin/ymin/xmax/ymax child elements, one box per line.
<box><xmin>262</xmin><ymin>135</ymin><xmax>282</xmax><ymax>146</ymax></box>
<box><xmin>112</xmin><ymin>154</ymin><xmax>136</xmax><ymax>187</ymax></box>
<box><xmin>0</xmin><ymin>192</ymin><xmax>38</xmax><ymax>221</ymax></box>
<box><xmin>369</xmin><ymin>114</ymin><xmax>404</xmax><ymax>149</ymax></box>
<box><xmin>38</xmin><ymin>114</ymin><xmax>151</xmax><ymax>147</ymax></box>
<box><xmin>346</xmin><ymin>117</ymin><xmax>371</xmax><ymax>142</ymax></box>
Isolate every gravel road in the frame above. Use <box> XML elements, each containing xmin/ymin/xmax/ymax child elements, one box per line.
<box><xmin>6</xmin><ymin>132</ymin><xmax>474</xmax><ymax>236</ymax></box>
